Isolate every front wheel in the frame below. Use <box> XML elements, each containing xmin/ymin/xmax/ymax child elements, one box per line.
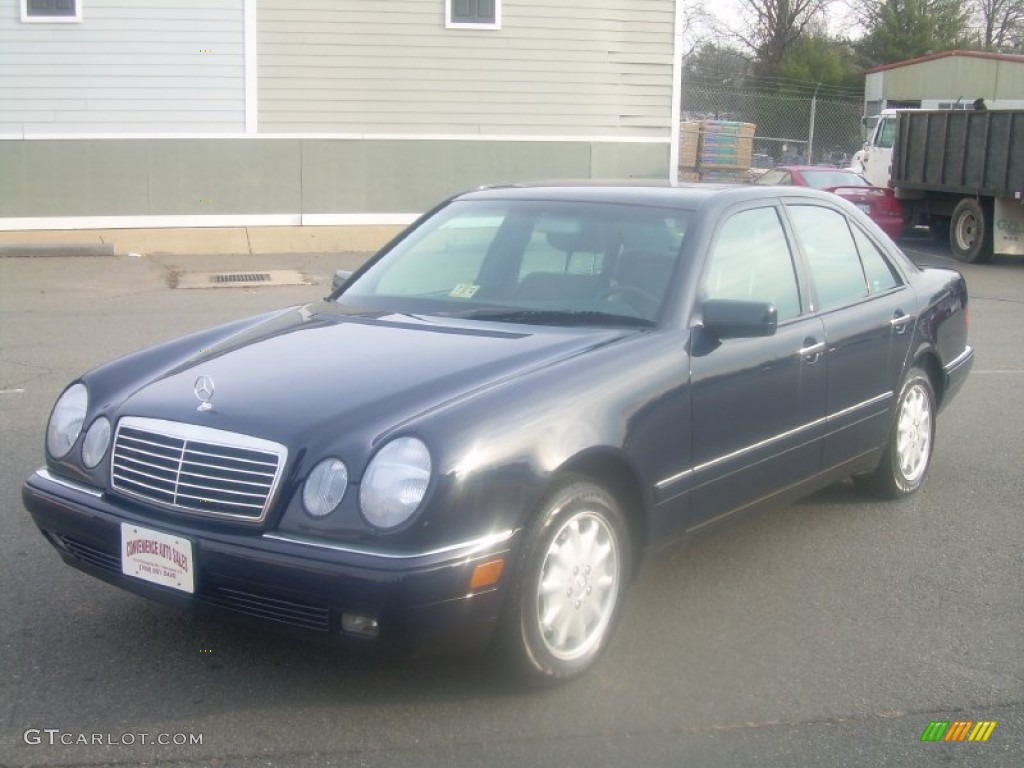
<box><xmin>855</xmin><ymin>367</ymin><xmax>936</xmax><ymax>498</ymax></box>
<box><xmin>497</xmin><ymin>478</ymin><xmax>630</xmax><ymax>685</ymax></box>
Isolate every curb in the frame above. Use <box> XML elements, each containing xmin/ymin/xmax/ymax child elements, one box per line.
<box><xmin>0</xmin><ymin>242</ymin><xmax>116</xmax><ymax>258</ymax></box>
<box><xmin>0</xmin><ymin>225</ymin><xmax>403</xmax><ymax>257</ymax></box>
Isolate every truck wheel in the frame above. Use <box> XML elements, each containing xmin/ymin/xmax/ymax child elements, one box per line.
<box><xmin>950</xmin><ymin>198</ymin><xmax>993</xmax><ymax>263</ymax></box>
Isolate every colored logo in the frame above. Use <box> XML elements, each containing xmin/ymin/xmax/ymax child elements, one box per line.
<box><xmin>921</xmin><ymin>720</ymin><xmax>997</xmax><ymax>742</ymax></box>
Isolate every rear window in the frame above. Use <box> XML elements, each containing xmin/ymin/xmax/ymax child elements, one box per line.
<box><xmin>754</xmin><ymin>169</ymin><xmax>790</xmax><ymax>186</ymax></box>
<box><xmin>800</xmin><ymin>171</ymin><xmax>868</xmax><ymax>190</ymax></box>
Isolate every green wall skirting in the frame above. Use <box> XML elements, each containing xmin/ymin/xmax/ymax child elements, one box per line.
<box><xmin>0</xmin><ymin>138</ymin><xmax>671</xmax><ymax>220</ymax></box>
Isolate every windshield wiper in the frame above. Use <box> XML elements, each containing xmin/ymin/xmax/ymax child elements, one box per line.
<box><xmin>458</xmin><ymin>309</ymin><xmax>655</xmax><ymax>328</ymax></box>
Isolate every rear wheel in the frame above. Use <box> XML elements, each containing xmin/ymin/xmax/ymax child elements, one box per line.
<box><xmin>855</xmin><ymin>367</ymin><xmax>936</xmax><ymax>499</ymax></box>
<box><xmin>950</xmin><ymin>198</ymin><xmax>993</xmax><ymax>263</ymax></box>
<box><xmin>497</xmin><ymin>478</ymin><xmax>629</xmax><ymax>686</ymax></box>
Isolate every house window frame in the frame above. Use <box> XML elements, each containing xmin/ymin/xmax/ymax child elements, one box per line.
<box><xmin>446</xmin><ymin>0</ymin><xmax>501</xmax><ymax>30</ymax></box>
<box><xmin>21</xmin><ymin>0</ymin><xmax>83</xmax><ymax>23</ymax></box>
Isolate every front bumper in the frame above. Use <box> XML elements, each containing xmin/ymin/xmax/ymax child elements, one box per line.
<box><xmin>23</xmin><ymin>469</ymin><xmax>516</xmax><ymax>657</ymax></box>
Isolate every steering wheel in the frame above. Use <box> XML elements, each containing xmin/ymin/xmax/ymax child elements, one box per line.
<box><xmin>599</xmin><ymin>285</ymin><xmax>659</xmax><ymax>319</ymax></box>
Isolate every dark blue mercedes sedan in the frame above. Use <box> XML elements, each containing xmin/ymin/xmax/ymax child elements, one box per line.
<box><xmin>23</xmin><ymin>183</ymin><xmax>973</xmax><ymax>684</ymax></box>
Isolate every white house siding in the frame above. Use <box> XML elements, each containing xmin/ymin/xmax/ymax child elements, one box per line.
<box><xmin>258</xmin><ymin>0</ymin><xmax>675</xmax><ymax>136</ymax></box>
<box><xmin>0</xmin><ymin>0</ymin><xmax>245</xmax><ymax>135</ymax></box>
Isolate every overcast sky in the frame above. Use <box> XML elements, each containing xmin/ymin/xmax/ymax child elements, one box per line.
<box><xmin>697</xmin><ymin>0</ymin><xmax>863</xmax><ymax>46</ymax></box>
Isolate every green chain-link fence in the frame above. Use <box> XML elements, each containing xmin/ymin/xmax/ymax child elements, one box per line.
<box><xmin>681</xmin><ymin>85</ymin><xmax>864</xmax><ymax>169</ymax></box>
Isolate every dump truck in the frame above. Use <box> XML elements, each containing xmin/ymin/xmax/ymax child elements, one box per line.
<box><xmin>858</xmin><ymin>108</ymin><xmax>1024</xmax><ymax>262</ymax></box>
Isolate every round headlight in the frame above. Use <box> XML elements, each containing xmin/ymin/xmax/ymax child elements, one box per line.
<box><xmin>360</xmin><ymin>437</ymin><xmax>431</xmax><ymax>530</ymax></box>
<box><xmin>302</xmin><ymin>458</ymin><xmax>349</xmax><ymax>518</ymax></box>
<box><xmin>46</xmin><ymin>383</ymin><xmax>88</xmax><ymax>459</ymax></box>
<box><xmin>81</xmin><ymin>417</ymin><xmax>112</xmax><ymax>469</ymax></box>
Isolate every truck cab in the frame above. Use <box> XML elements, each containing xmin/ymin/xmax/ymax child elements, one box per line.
<box><xmin>859</xmin><ymin>110</ymin><xmax>898</xmax><ymax>188</ymax></box>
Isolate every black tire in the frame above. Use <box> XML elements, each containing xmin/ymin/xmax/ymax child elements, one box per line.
<box><xmin>496</xmin><ymin>477</ymin><xmax>630</xmax><ymax>686</ymax></box>
<box><xmin>949</xmin><ymin>198</ymin><xmax>994</xmax><ymax>263</ymax></box>
<box><xmin>855</xmin><ymin>367</ymin><xmax>936</xmax><ymax>499</ymax></box>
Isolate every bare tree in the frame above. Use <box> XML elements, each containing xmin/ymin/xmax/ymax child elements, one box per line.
<box><xmin>973</xmin><ymin>0</ymin><xmax>1024</xmax><ymax>51</ymax></box>
<box><xmin>729</xmin><ymin>0</ymin><xmax>832</xmax><ymax>81</ymax></box>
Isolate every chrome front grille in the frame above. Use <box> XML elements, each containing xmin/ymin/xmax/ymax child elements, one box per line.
<box><xmin>110</xmin><ymin>417</ymin><xmax>287</xmax><ymax>522</ymax></box>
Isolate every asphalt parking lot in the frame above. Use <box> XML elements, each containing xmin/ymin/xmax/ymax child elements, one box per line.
<box><xmin>1</xmin><ymin>235</ymin><xmax>1022</xmax><ymax>767</ymax></box>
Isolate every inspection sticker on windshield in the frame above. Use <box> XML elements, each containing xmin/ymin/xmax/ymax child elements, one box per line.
<box><xmin>449</xmin><ymin>283</ymin><xmax>480</xmax><ymax>299</ymax></box>
<box><xmin>121</xmin><ymin>523</ymin><xmax>194</xmax><ymax>593</ymax></box>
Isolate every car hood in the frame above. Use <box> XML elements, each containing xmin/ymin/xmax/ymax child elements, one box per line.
<box><xmin>115</xmin><ymin>302</ymin><xmax>635</xmax><ymax>449</ymax></box>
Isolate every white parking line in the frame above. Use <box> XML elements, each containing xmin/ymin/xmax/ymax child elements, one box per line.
<box><xmin>0</xmin><ymin>388</ymin><xmax>26</xmax><ymax>395</ymax></box>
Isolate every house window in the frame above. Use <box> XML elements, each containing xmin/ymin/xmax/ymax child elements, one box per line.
<box><xmin>21</xmin><ymin>0</ymin><xmax>83</xmax><ymax>23</ymax></box>
<box><xmin>447</xmin><ymin>0</ymin><xmax>501</xmax><ymax>29</ymax></box>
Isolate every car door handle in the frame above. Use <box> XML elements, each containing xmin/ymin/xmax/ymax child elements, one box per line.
<box><xmin>890</xmin><ymin>311</ymin><xmax>913</xmax><ymax>334</ymax></box>
<box><xmin>799</xmin><ymin>339</ymin><xmax>826</xmax><ymax>363</ymax></box>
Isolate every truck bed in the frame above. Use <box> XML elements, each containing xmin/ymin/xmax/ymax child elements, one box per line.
<box><xmin>892</xmin><ymin>109</ymin><xmax>1024</xmax><ymax>197</ymax></box>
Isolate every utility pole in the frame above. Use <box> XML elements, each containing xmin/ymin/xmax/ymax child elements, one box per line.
<box><xmin>807</xmin><ymin>83</ymin><xmax>820</xmax><ymax>164</ymax></box>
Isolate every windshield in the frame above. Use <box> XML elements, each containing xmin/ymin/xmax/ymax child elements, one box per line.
<box><xmin>874</xmin><ymin>115</ymin><xmax>897</xmax><ymax>148</ymax></box>
<box><xmin>337</xmin><ymin>199</ymin><xmax>690</xmax><ymax>325</ymax></box>
<box><xmin>800</xmin><ymin>170</ymin><xmax>869</xmax><ymax>189</ymax></box>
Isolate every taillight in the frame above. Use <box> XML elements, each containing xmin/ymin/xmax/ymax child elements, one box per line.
<box><xmin>881</xmin><ymin>191</ymin><xmax>902</xmax><ymax>216</ymax></box>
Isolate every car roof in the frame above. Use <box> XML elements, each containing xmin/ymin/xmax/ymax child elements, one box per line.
<box><xmin>455</xmin><ymin>181</ymin><xmax>842</xmax><ymax>210</ymax></box>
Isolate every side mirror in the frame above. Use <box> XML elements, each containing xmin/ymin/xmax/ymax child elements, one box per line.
<box><xmin>702</xmin><ymin>299</ymin><xmax>777</xmax><ymax>339</ymax></box>
<box><xmin>332</xmin><ymin>269</ymin><xmax>353</xmax><ymax>292</ymax></box>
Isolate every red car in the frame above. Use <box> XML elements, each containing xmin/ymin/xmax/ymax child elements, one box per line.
<box><xmin>755</xmin><ymin>166</ymin><xmax>904</xmax><ymax>240</ymax></box>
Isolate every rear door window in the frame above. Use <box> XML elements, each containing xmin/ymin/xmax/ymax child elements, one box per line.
<box><xmin>788</xmin><ymin>205</ymin><xmax>868</xmax><ymax>311</ymax></box>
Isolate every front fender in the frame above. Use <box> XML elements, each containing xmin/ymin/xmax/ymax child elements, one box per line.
<box><xmin>407</xmin><ymin>330</ymin><xmax>692</xmax><ymax>552</ymax></box>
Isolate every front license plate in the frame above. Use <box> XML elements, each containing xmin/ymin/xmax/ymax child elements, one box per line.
<box><xmin>121</xmin><ymin>523</ymin><xmax>194</xmax><ymax>594</ymax></box>
<box><xmin>856</xmin><ymin>202</ymin><xmax>872</xmax><ymax>214</ymax></box>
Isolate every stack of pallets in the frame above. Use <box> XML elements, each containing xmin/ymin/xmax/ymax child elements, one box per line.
<box><xmin>679</xmin><ymin>120</ymin><xmax>756</xmax><ymax>182</ymax></box>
